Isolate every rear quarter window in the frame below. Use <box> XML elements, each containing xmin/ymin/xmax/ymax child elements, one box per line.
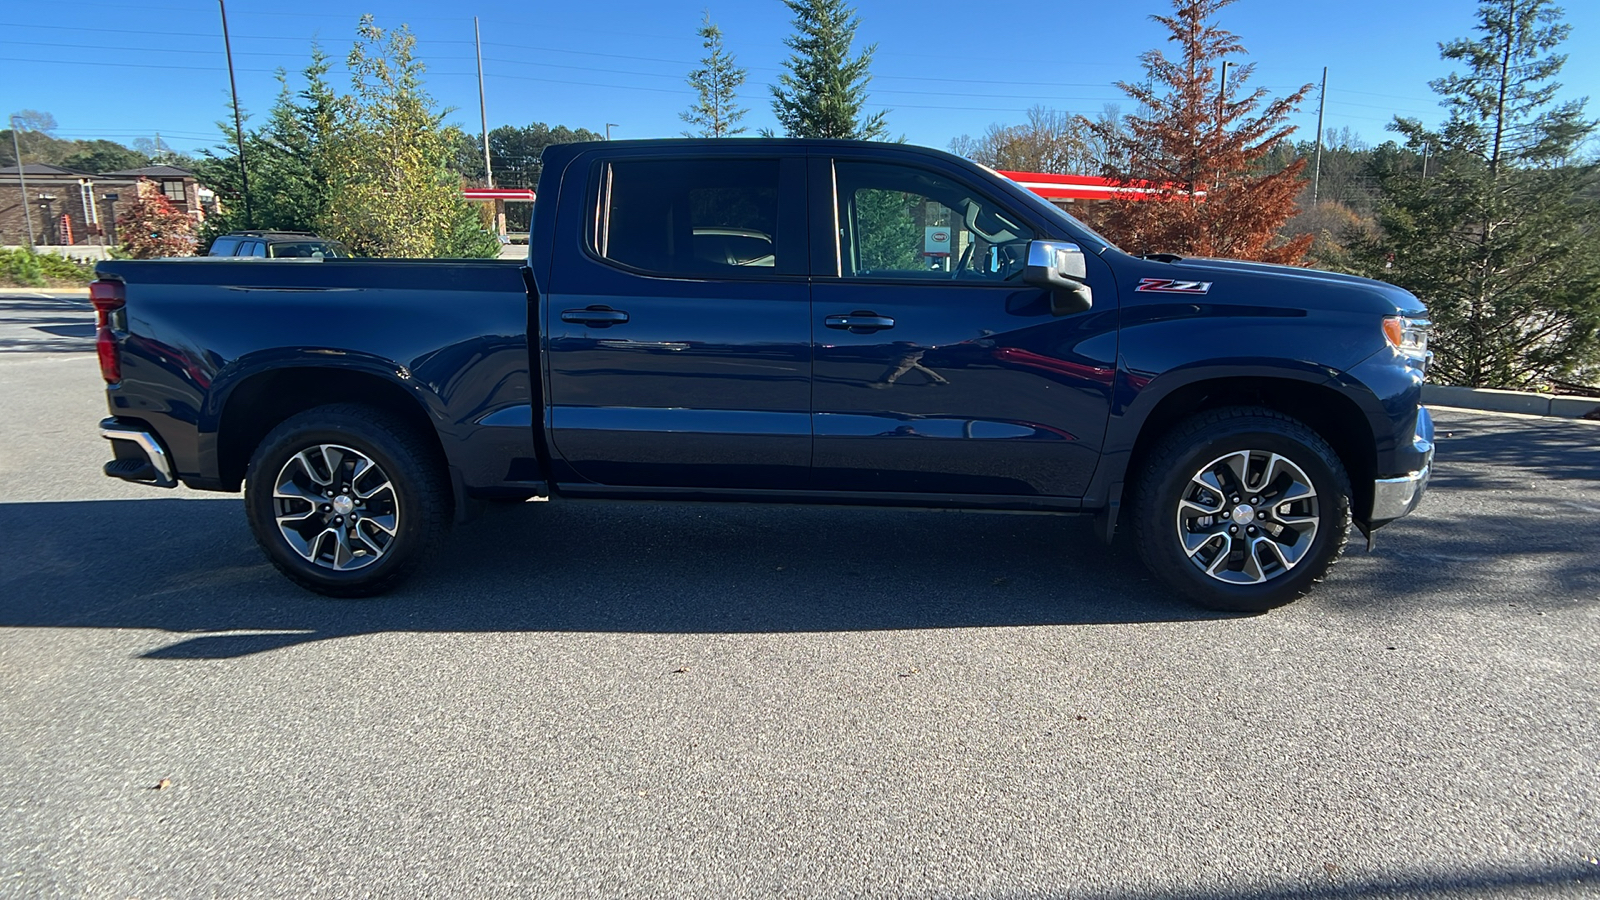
<box><xmin>208</xmin><ymin>237</ymin><xmax>241</xmax><ymax>256</ymax></box>
<box><xmin>594</xmin><ymin>158</ymin><xmax>788</xmax><ymax>278</ymax></box>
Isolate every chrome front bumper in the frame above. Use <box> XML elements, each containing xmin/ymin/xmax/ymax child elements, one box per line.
<box><xmin>1370</xmin><ymin>406</ymin><xmax>1434</xmax><ymax>523</ymax></box>
<box><xmin>1372</xmin><ymin>464</ymin><xmax>1430</xmax><ymax>521</ymax></box>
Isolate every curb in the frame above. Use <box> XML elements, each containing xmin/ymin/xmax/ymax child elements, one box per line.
<box><xmin>0</xmin><ymin>288</ymin><xmax>90</xmax><ymax>300</ymax></box>
<box><xmin>1423</xmin><ymin>384</ymin><xmax>1600</xmax><ymax>420</ymax></box>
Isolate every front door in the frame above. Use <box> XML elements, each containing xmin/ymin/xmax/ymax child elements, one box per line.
<box><xmin>544</xmin><ymin>154</ymin><xmax>811</xmax><ymax>489</ymax></box>
<box><xmin>810</xmin><ymin>157</ymin><xmax>1118</xmax><ymax>497</ymax></box>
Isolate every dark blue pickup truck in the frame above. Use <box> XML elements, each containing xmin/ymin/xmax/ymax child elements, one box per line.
<box><xmin>91</xmin><ymin>139</ymin><xmax>1433</xmax><ymax>611</ymax></box>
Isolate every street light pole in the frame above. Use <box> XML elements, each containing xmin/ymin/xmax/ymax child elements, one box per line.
<box><xmin>9</xmin><ymin>117</ymin><xmax>37</xmax><ymax>249</ymax></box>
<box><xmin>219</xmin><ymin>0</ymin><xmax>252</xmax><ymax>228</ymax></box>
<box><xmin>606</xmin><ymin>123</ymin><xmax>619</xmax><ymax>141</ymax></box>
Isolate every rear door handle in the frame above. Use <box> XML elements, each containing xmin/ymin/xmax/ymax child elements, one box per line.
<box><xmin>561</xmin><ymin>306</ymin><xmax>629</xmax><ymax>327</ymax></box>
<box><xmin>824</xmin><ymin>312</ymin><xmax>895</xmax><ymax>332</ymax></box>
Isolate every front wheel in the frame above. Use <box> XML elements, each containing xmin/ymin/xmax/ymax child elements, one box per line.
<box><xmin>244</xmin><ymin>404</ymin><xmax>451</xmax><ymax>598</ymax></box>
<box><xmin>1130</xmin><ymin>407</ymin><xmax>1352</xmax><ymax>613</ymax></box>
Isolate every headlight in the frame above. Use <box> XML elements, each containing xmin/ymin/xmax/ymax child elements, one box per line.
<box><xmin>1384</xmin><ymin>316</ymin><xmax>1430</xmax><ymax>363</ymax></box>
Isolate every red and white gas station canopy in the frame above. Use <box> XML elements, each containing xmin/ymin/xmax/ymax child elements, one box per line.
<box><xmin>998</xmin><ymin>170</ymin><xmax>1203</xmax><ymax>201</ymax></box>
<box><xmin>460</xmin><ymin>172</ymin><xmax>1197</xmax><ymax>205</ymax></box>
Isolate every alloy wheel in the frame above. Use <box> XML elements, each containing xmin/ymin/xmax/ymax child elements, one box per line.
<box><xmin>272</xmin><ymin>443</ymin><xmax>400</xmax><ymax>571</ymax></box>
<box><xmin>1174</xmin><ymin>449</ymin><xmax>1320</xmax><ymax>585</ymax></box>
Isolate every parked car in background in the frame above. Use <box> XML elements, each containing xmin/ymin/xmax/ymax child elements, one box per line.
<box><xmin>207</xmin><ymin>231</ymin><xmax>352</xmax><ymax>259</ymax></box>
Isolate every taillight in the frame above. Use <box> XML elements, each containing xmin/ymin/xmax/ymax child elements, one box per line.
<box><xmin>90</xmin><ymin>279</ymin><xmax>125</xmax><ymax>384</ymax></box>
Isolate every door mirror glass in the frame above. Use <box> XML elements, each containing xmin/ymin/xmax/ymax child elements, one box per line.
<box><xmin>1022</xmin><ymin>240</ymin><xmax>1093</xmax><ymax>314</ymax></box>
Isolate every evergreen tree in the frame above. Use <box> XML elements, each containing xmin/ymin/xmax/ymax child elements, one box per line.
<box><xmin>194</xmin><ymin>50</ymin><xmax>338</xmax><ymax>244</ymax></box>
<box><xmin>1351</xmin><ymin>0</ymin><xmax>1599</xmax><ymax>389</ymax></box>
<box><xmin>770</xmin><ymin>0</ymin><xmax>886</xmax><ymax>140</ymax></box>
<box><xmin>682</xmin><ymin>13</ymin><xmax>749</xmax><ymax>138</ymax></box>
<box><xmin>1085</xmin><ymin>0</ymin><xmax>1312</xmax><ymax>263</ymax></box>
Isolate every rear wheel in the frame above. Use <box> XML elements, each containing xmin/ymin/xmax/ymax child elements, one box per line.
<box><xmin>244</xmin><ymin>404</ymin><xmax>451</xmax><ymax>597</ymax></box>
<box><xmin>1130</xmin><ymin>407</ymin><xmax>1352</xmax><ymax>612</ymax></box>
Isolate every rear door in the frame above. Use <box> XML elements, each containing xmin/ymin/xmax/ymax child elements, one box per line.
<box><xmin>543</xmin><ymin>152</ymin><xmax>811</xmax><ymax>489</ymax></box>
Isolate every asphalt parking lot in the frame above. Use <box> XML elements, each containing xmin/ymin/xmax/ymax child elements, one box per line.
<box><xmin>1</xmin><ymin>291</ymin><xmax>1597</xmax><ymax>898</ymax></box>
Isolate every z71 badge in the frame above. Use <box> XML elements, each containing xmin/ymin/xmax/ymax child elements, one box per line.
<box><xmin>1136</xmin><ymin>278</ymin><xmax>1213</xmax><ymax>294</ymax></box>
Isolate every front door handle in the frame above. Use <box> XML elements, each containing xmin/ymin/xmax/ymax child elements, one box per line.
<box><xmin>561</xmin><ymin>306</ymin><xmax>630</xmax><ymax>327</ymax></box>
<box><xmin>824</xmin><ymin>312</ymin><xmax>896</xmax><ymax>333</ymax></box>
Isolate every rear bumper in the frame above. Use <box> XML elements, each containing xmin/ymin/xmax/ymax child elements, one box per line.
<box><xmin>100</xmin><ymin>418</ymin><xmax>177</xmax><ymax>488</ymax></box>
<box><xmin>1369</xmin><ymin>405</ymin><xmax>1433</xmax><ymax>525</ymax></box>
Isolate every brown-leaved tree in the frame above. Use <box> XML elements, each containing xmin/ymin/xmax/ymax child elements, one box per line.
<box><xmin>1086</xmin><ymin>0</ymin><xmax>1311</xmax><ymax>263</ymax></box>
<box><xmin>115</xmin><ymin>186</ymin><xmax>196</xmax><ymax>259</ymax></box>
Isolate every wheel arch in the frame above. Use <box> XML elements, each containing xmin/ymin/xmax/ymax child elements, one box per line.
<box><xmin>1119</xmin><ymin>375</ymin><xmax>1378</xmax><ymax>522</ymax></box>
<box><xmin>214</xmin><ymin>363</ymin><xmax>447</xmax><ymax>492</ymax></box>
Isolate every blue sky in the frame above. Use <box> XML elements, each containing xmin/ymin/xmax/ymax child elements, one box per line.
<box><xmin>2</xmin><ymin>0</ymin><xmax>1596</xmax><ymax>159</ymax></box>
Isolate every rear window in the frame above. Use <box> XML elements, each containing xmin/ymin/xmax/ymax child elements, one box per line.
<box><xmin>208</xmin><ymin>236</ymin><xmax>241</xmax><ymax>256</ymax></box>
<box><xmin>595</xmin><ymin>158</ymin><xmax>784</xmax><ymax>278</ymax></box>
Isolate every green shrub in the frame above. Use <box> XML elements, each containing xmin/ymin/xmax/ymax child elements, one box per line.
<box><xmin>0</xmin><ymin>248</ymin><xmax>46</xmax><ymax>287</ymax></box>
<box><xmin>0</xmin><ymin>248</ymin><xmax>96</xmax><ymax>286</ymax></box>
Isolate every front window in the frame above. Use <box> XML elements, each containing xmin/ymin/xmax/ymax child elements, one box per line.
<box><xmin>161</xmin><ymin>180</ymin><xmax>187</xmax><ymax>203</ymax></box>
<box><xmin>835</xmin><ymin>161</ymin><xmax>1035</xmax><ymax>282</ymax></box>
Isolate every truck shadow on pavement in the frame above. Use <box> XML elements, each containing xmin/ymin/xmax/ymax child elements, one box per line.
<box><xmin>4</xmin><ymin>412</ymin><xmax>1595</xmax><ymax>659</ymax></box>
<box><xmin>0</xmin><ymin>495</ymin><xmax>1223</xmax><ymax>658</ymax></box>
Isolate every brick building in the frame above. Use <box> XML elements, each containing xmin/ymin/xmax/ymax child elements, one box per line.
<box><xmin>0</xmin><ymin>163</ymin><xmax>211</xmax><ymax>248</ymax></box>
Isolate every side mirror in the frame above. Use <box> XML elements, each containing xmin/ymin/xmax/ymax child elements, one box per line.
<box><xmin>1022</xmin><ymin>240</ymin><xmax>1093</xmax><ymax>315</ymax></box>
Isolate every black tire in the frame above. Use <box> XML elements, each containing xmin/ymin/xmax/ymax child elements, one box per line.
<box><xmin>243</xmin><ymin>404</ymin><xmax>452</xmax><ymax>598</ymax></box>
<box><xmin>1130</xmin><ymin>407</ymin><xmax>1352</xmax><ymax>613</ymax></box>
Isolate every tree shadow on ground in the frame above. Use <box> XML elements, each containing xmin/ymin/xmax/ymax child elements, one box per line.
<box><xmin>1092</xmin><ymin>861</ymin><xmax>1599</xmax><ymax>900</ymax></box>
<box><xmin>0</xmin><ymin>297</ymin><xmax>95</xmax><ymax>352</ymax></box>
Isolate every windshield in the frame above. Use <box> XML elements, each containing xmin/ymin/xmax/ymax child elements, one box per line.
<box><xmin>1005</xmin><ymin>185</ymin><xmax>1122</xmax><ymax>254</ymax></box>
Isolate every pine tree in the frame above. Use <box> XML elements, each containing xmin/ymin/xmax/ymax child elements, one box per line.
<box><xmin>681</xmin><ymin>13</ymin><xmax>749</xmax><ymax>138</ymax></box>
<box><xmin>1351</xmin><ymin>0</ymin><xmax>1599</xmax><ymax>389</ymax></box>
<box><xmin>194</xmin><ymin>49</ymin><xmax>338</xmax><ymax>242</ymax></box>
<box><xmin>1085</xmin><ymin>0</ymin><xmax>1311</xmax><ymax>263</ymax></box>
<box><xmin>770</xmin><ymin>0</ymin><xmax>886</xmax><ymax>140</ymax></box>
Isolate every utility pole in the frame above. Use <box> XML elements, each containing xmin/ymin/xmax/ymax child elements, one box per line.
<box><xmin>1421</xmin><ymin>142</ymin><xmax>1431</xmax><ymax>180</ymax></box>
<box><xmin>474</xmin><ymin>16</ymin><xmax>493</xmax><ymax>188</ymax></box>
<box><xmin>1312</xmin><ymin>67</ymin><xmax>1328</xmax><ymax>205</ymax></box>
<box><xmin>219</xmin><ymin>0</ymin><xmax>251</xmax><ymax>227</ymax></box>
<box><xmin>9</xmin><ymin>116</ymin><xmax>38</xmax><ymax>249</ymax></box>
<box><xmin>606</xmin><ymin>123</ymin><xmax>619</xmax><ymax>141</ymax></box>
